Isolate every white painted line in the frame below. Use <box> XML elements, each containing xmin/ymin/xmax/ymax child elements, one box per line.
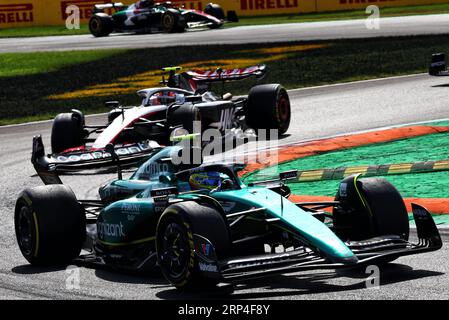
<box><xmin>0</xmin><ymin>72</ymin><xmax>427</xmax><ymax>128</ymax></box>
<box><xmin>287</xmin><ymin>73</ymin><xmax>427</xmax><ymax>93</ymax></box>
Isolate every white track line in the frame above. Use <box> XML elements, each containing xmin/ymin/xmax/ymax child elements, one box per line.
<box><xmin>1</xmin><ymin>73</ymin><xmax>427</xmax><ymax>128</ymax></box>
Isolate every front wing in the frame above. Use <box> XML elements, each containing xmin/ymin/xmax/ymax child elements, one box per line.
<box><xmin>193</xmin><ymin>203</ymin><xmax>442</xmax><ymax>282</ymax></box>
<box><xmin>31</xmin><ymin>135</ymin><xmax>159</xmax><ymax>183</ymax></box>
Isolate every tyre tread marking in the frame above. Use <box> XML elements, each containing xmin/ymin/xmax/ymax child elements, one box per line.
<box><xmin>353</xmin><ymin>174</ymin><xmax>368</xmax><ymax>209</ymax></box>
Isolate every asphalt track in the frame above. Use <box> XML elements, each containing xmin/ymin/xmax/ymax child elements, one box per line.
<box><xmin>1</xmin><ymin>73</ymin><xmax>449</xmax><ymax>299</ymax></box>
<box><xmin>2</xmin><ymin>14</ymin><xmax>449</xmax><ymax>53</ymax></box>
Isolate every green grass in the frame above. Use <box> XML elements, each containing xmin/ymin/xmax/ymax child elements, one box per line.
<box><xmin>0</xmin><ymin>34</ymin><xmax>448</xmax><ymax>125</ymax></box>
<box><xmin>234</xmin><ymin>3</ymin><xmax>449</xmax><ymax>26</ymax></box>
<box><xmin>283</xmin><ymin>170</ymin><xmax>449</xmax><ymax>199</ymax></box>
<box><xmin>0</xmin><ymin>50</ymin><xmax>124</xmax><ymax>77</ymax></box>
<box><xmin>0</xmin><ymin>25</ymin><xmax>89</xmax><ymax>38</ymax></box>
<box><xmin>1</xmin><ymin>3</ymin><xmax>449</xmax><ymax>38</ymax></box>
<box><xmin>243</xmin><ymin>131</ymin><xmax>449</xmax><ymax>198</ymax></box>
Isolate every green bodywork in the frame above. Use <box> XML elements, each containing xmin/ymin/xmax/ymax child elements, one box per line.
<box><xmin>212</xmin><ymin>188</ymin><xmax>354</xmax><ymax>261</ymax></box>
<box><xmin>111</xmin><ymin>4</ymin><xmax>181</xmax><ymax>27</ymax></box>
<box><xmin>97</xmin><ymin>146</ymin><xmax>356</xmax><ymax>263</ymax></box>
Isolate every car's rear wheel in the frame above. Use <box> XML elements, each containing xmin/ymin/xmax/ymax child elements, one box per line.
<box><xmin>108</xmin><ymin>108</ymin><xmax>122</xmax><ymax>124</ymax></box>
<box><xmin>156</xmin><ymin>202</ymin><xmax>230</xmax><ymax>289</ymax></box>
<box><xmin>89</xmin><ymin>14</ymin><xmax>114</xmax><ymax>37</ymax></box>
<box><xmin>204</xmin><ymin>3</ymin><xmax>225</xmax><ymax>20</ymax></box>
<box><xmin>51</xmin><ymin>111</ymin><xmax>85</xmax><ymax>153</ymax></box>
<box><xmin>161</xmin><ymin>10</ymin><xmax>186</xmax><ymax>33</ymax></box>
<box><xmin>333</xmin><ymin>176</ymin><xmax>410</xmax><ymax>242</ymax></box>
<box><xmin>15</xmin><ymin>185</ymin><xmax>85</xmax><ymax>265</ymax></box>
<box><xmin>246</xmin><ymin>84</ymin><xmax>291</xmax><ymax>136</ymax></box>
<box><xmin>167</xmin><ymin>104</ymin><xmax>201</xmax><ymax>135</ymax></box>
<box><xmin>204</xmin><ymin>3</ymin><xmax>224</xmax><ymax>29</ymax></box>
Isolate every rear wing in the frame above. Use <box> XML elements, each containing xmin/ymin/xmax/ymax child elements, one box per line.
<box><xmin>93</xmin><ymin>2</ymin><xmax>126</xmax><ymax>13</ymax></box>
<box><xmin>429</xmin><ymin>53</ymin><xmax>449</xmax><ymax>76</ymax></box>
<box><xmin>183</xmin><ymin>65</ymin><xmax>266</xmax><ymax>84</ymax></box>
<box><xmin>160</xmin><ymin>65</ymin><xmax>267</xmax><ymax>93</ymax></box>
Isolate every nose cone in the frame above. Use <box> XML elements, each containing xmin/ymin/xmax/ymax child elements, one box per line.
<box><xmin>214</xmin><ymin>187</ymin><xmax>356</xmax><ymax>262</ymax></box>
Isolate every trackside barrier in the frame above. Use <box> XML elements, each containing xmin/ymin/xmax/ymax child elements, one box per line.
<box><xmin>1</xmin><ymin>0</ymin><xmax>448</xmax><ymax>28</ymax></box>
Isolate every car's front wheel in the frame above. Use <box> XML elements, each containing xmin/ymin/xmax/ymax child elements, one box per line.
<box><xmin>15</xmin><ymin>185</ymin><xmax>85</xmax><ymax>266</ymax></box>
<box><xmin>156</xmin><ymin>202</ymin><xmax>230</xmax><ymax>289</ymax></box>
<box><xmin>333</xmin><ymin>175</ymin><xmax>410</xmax><ymax>242</ymax></box>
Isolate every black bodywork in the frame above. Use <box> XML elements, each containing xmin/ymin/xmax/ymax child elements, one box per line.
<box><xmin>31</xmin><ymin>65</ymin><xmax>284</xmax><ymax>175</ymax></box>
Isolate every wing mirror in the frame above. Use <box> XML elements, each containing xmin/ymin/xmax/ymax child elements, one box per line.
<box><xmin>159</xmin><ymin>174</ymin><xmax>174</xmax><ymax>184</ymax></box>
<box><xmin>105</xmin><ymin>143</ymin><xmax>122</xmax><ymax>180</ymax></box>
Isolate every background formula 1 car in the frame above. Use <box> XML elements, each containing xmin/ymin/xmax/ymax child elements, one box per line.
<box><xmin>429</xmin><ymin>52</ymin><xmax>449</xmax><ymax>76</ymax></box>
<box><xmin>15</xmin><ymin>147</ymin><xmax>442</xmax><ymax>289</ymax></box>
<box><xmin>89</xmin><ymin>1</ymin><xmax>238</xmax><ymax>37</ymax></box>
<box><xmin>33</xmin><ymin>65</ymin><xmax>290</xmax><ymax>173</ymax></box>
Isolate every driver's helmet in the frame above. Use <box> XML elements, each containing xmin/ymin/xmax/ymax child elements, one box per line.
<box><xmin>189</xmin><ymin>171</ymin><xmax>221</xmax><ymax>190</ymax></box>
<box><xmin>149</xmin><ymin>94</ymin><xmax>161</xmax><ymax>105</ymax></box>
<box><xmin>138</xmin><ymin>0</ymin><xmax>153</xmax><ymax>8</ymax></box>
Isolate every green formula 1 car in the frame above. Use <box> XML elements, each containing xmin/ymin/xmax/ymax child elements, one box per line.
<box><xmin>15</xmin><ymin>144</ymin><xmax>442</xmax><ymax>289</ymax></box>
<box><xmin>89</xmin><ymin>1</ymin><xmax>238</xmax><ymax>37</ymax></box>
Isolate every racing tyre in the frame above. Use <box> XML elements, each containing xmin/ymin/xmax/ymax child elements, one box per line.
<box><xmin>89</xmin><ymin>14</ymin><xmax>114</xmax><ymax>37</ymax></box>
<box><xmin>204</xmin><ymin>3</ymin><xmax>225</xmax><ymax>20</ymax></box>
<box><xmin>51</xmin><ymin>112</ymin><xmax>85</xmax><ymax>153</ymax></box>
<box><xmin>246</xmin><ymin>84</ymin><xmax>291</xmax><ymax>135</ymax></box>
<box><xmin>333</xmin><ymin>176</ymin><xmax>410</xmax><ymax>242</ymax></box>
<box><xmin>108</xmin><ymin>108</ymin><xmax>122</xmax><ymax>124</ymax></box>
<box><xmin>15</xmin><ymin>185</ymin><xmax>85</xmax><ymax>266</ymax></box>
<box><xmin>156</xmin><ymin>202</ymin><xmax>230</xmax><ymax>289</ymax></box>
<box><xmin>204</xmin><ymin>3</ymin><xmax>224</xmax><ymax>29</ymax></box>
<box><xmin>167</xmin><ymin>104</ymin><xmax>201</xmax><ymax>134</ymax></box>
<box><xmin>162</xmin><ymin>10</ymin><xmax>186</xmax><ymax>33</ymax></box>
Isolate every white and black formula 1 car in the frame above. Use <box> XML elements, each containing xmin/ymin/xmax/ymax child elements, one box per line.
<box><xmin>89</xmin><ymin>1</ymin><xmax>238</xmax><ymax>37</ymax></box>
<box><xmin>31</xmin><ymin>65</ymin><xmax>290</xmax><ymax>174</ymax></box>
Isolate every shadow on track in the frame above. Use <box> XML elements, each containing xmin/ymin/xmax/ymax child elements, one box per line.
<box><xmin>431</xmin><ymin>83</ymin><xmax>449</xmax><ymax>88</ymax></box>
<box><xmin>155</xmin><ymin>263</ymin><xmax>444</xmax><ymax>300</ymax></box>
<box><xmin>12</xmin><ymin>264</ymin><xmax>67</xmax><ymax>274</ymax></box>
<box><xmin>94</xmin><ymin>269</ymin><xmax>172</xmax><ymax>290</ymax></box>
<box><xmin>10</xmin><ymin>261</ymin><xmax>443</xmax><ymax>299</ymax></box>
